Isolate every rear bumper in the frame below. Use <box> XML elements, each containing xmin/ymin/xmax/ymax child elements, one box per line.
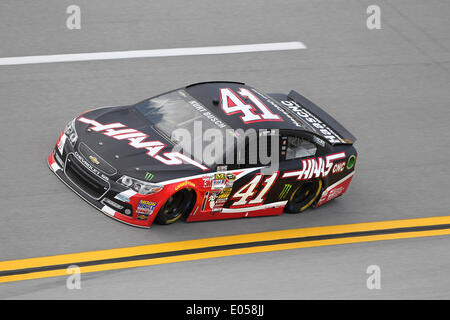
<box><xmin>315</xmin><ymin>171</ymin><xmax>355</xmax><ymax>207</ymax></box>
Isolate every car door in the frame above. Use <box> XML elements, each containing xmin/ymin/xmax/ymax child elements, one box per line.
<box><xmin>277</xmin><ymin>131</ymin><xmax>330</xmax><ymax>212</ymax></box>
<box><xmin>220</xmin><ymin>131</ymin><xmax>286</xmax><ymax>218</ymax></box>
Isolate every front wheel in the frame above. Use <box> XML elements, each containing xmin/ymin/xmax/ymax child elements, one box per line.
<box><xmin>284</xmin><ymin>179</ymin><xmax>322</xmax><ymax>214</ymax></box>
<box><xmin>154</xmin><ymin>189</ymin><xmax>196</xmax><ymax>225</ymax></box>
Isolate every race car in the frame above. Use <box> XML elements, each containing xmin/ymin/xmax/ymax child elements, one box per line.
<box><xmin>48</xmin><ymin>81</ymin><xmax>357</xmax><ymax>228</ymax></box>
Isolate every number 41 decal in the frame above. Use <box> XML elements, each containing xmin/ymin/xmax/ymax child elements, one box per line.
<box><xmin>231</xmin><ymin>172</ymin><xmax>279</xmax><ymax>206</ymax></box>
<box><xmin>220</xmin><ymin>88</ymin><xmax>283</xmax><ymax>124</ymax></box>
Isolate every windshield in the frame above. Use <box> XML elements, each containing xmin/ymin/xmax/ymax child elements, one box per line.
<box><xmin>135</xmin><ymin>89</ymin><xmax>230</xmax><ymax>134</ymax></box>
<box><xmin>135</xmin><ymin>89</ymin><xmax>235</xmax><ymax>165</ymax></box>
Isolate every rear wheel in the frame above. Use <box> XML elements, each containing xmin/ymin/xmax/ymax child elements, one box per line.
<box><xmin>155</xmin><ymin>189</ymin><xmax>196</xmax><ymax>225</ymax></box>
<box><xmin>285</xmin><ymin>179</ymin><xmax>322</xmax><ymax>213</ymax></box>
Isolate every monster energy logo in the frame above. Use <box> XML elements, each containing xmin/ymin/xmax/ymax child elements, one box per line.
<box><xmin>144</xmin><ymin>172</ymin><xmax>154</xmax><ymax>181</ymax></box>
<box><xmin>279</xmin><ymin>184</ymin><xmax>292</xmax><ymax>199</ymax></box>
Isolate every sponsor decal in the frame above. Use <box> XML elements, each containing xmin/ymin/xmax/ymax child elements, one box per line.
<box><xmin>316</xmin><ymin>172</ymin><xmax>354</xmax><ymax>207</ymax></box>
<box><xmin>136</xmin><ymin>200</ymin><xmax>157</xmax><ymax>216</ymax></box>
<box><xmin>137</xmin><ymin>213</ymin><xmax>149</xmax><ymax>220</ymax></box>
<box><xmin>73</xmin><ymin>152</ymin><xmax>109</xmax><ymax>181</ymax></box>
<box><xmin>313</xmin><ymin>135</ymin><xmax>326</xmax><ymax>147</ymax></box>
<box><xmin>261</xmin><ymin>129</ymin><xmax>277</xmax><ymax>136</ymax></box>
<box><xmin>89</xmin><ymin>155</ymin><xmax>100</xmax><ymax>165</ymax></box>
<box><xmin>102</xmin><ymin>198</ymin><xmax>123</xmax><ymax>210</ymax></box>
<box><xmin>115</xmin><ymin>193</ymin><xmax>130</xmax><ymax>203</ymax></box>
<box><xmin>318</xmin><ymin>186</ymin><xmax>346</xmax><ymax>206</ymax></box>
<box><xmin>280</xmin><ymin>100</ymin><xmax>344</xmax><ymax>144</ymax></box>
<box><xmin>212</xmin><ymin>179</ymin><xmax>226</xmax><ymax>189</ymax></box>
<box><xmin>250</xmin><ymin>88</ymin><xmax>305</xmax><ymax>128</ymax></box>
<box><xmin>54</xmin><ymin>151</ymin><xmax>64</xmax><ymax>167</ymax></box>
<box><xmin>207</xmin><ymin>184</ymin><xmax>234</xmax><ymax>212</ymax></box>
<box><xmin>57</xmin><ymin>134</ymin><xmax>67</xmax><ymax>154</ymax></box>
<box><xmin>282</xmin><ymin>152</ymin><xmax>346</xmax><ymax>181</ymax></box>
<box><xmin>327</xmin><ymin>187</ymin><xmax>345</xmax><ymax>200</ymax></box>
<box><xmin>210</xmin><ymin>172</ymin><xmax>237</xmax><ymax>190</ymax></box>
<box><xmin>218</xmin><ymin>187</ymin><xmax>232</xmax><ymax>199</ymax></box>
<box><xmin>202</xmin><ymin>175</ymin><xmax>212</xmax><ymax>188</ymax></box>
<box><xmin>226</xmin><ymin>173</ymin><xmax>236</xmax><ymax>181</ymax></box>
<box><xmin>208</xmin><ymin>192</ymin><xmax>220</xmax><ymax>209</ymax></box>
<box><xmin>175</xmin><ymin>180</ymin><xmax>196</xmax><ymax>191</ymax></box>
<box><xmin>77</xmin><ymin>117</ymin><xmax>208</xmax><ymax>171</ymax></box>
<box><xmin>347</xmin><ymin>155</ymin><xmax>356</xmax><ymax>169</ymax></box>
<box><xmin>214</xmin><ymin>173</ymin><xmax>226</xmax><ymax>180</ymax></box>
<box><xmin>225</xmin><ymin>180</ymin><xmax>234</xmax><ymax>188</ymax></box>
<box><xmin>212</xmin><ymin>193</ymin><xmax>228</xmax><ymax>211</ymax></box>
<box><xmin>332</xmin><ymin>161</ymin><xmax>346</xmax><ymax>174</ymax></box>
<box><xmin>279</xmin><ymin>184</ymin><xmax>292</xmax><ymax>200</ymax></box>
<box><xmin>212</xmin><ymin>201</ymin><xmax>226</xmax><ymax>212</ymax></box>
<box><xmin>144</xmin><ymin>172</ymin><xmax>154</xmax><ymax>181</ymax></box>
<box><xmin>217</xmin><ymin>165</ymin><xmax>227</xmax><ymax>171</ymax></box>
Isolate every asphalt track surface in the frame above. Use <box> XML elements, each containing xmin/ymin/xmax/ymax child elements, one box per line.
<box><xmin>0</xmin><ymin>0</ymin><xmax>449</xmax><ymax>299</ymax></box>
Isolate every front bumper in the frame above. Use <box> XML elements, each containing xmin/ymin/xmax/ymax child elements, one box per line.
<box><xmin>48</xmin><ymin>133</ymin><xmax>164</xmax><ymax>228</ymax></box>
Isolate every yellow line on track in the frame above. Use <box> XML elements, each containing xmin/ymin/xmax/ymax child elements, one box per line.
<box><xmin>1</xmin><ymin>215</ymin><xmax>450</xmax><ymax>283</ymax></box>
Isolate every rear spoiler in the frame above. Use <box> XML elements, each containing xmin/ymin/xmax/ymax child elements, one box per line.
<box><xmin>288</xmin><ymin>90</ymin><xmax>356</xmax><ymax>144</ymax></box>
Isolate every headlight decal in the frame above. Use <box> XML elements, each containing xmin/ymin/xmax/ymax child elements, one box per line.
<box><xmin>65</xmin><ymin>118</ymin><xmax>78</xmax><ymax>146</ymax></box>
<box><xmin>114</xmin><ymin>189</ymin><xmax>137</xmax><ymax>203</ymax></box>
<box><xmin>57</xmin><ymin>133</ymin><xmax>67</xmax><ymax>154</ymax></box>
<box><xmin>117</xmin><ymin>175</ymin><xmax>163</xmax><ymax>195</ymax></box>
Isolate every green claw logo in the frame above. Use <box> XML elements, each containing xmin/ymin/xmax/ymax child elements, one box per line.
<box><xmin>144</xmin><ymin>172</ymin><xmax>154</xmax><ymax>181</ymax></box>
<box><xmin>279</xmin><ymin>184</ymin><xmax>292</xmax><ymax>199</ymax></box>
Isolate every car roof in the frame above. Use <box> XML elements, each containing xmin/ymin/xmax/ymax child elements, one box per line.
<box><xmin>184</xmin><ymin>81</ymin><xmax>309</xmax><ymax>132</ymax></box>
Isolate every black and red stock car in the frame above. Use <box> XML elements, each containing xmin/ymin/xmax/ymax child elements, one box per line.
<box><xmin>48</xmin><ymin>81</ymin><xmax>357</xmax><ymax>228</ymax></box>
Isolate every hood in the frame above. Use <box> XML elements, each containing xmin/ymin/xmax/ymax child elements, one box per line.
<box><xmin>73</xmin><ymin>105</ymin><xmax>209</xmax><ymax>182</ymax></box>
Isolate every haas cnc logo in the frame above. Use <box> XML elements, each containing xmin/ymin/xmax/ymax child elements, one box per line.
<box><xmin>282</xmin><ymin>152</ymin><xmax>346</xmax><ymax>180</ymax></box>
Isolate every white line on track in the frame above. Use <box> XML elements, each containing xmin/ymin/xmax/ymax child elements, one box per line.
<box><xmin>0</xmin><ymin>41</ymin><xmax>306</xmax><ymax>66</ymax></box>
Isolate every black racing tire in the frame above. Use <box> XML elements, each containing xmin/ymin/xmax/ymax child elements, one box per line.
<box><xmin>154</xmin><ymin>188</ymin><xmax>197</xmax><ymax>225</ymax></box>
<box><xmin>284</xmin><ymin>179</ymin><xmax>322</xmax><ymax>214</ymax></box>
